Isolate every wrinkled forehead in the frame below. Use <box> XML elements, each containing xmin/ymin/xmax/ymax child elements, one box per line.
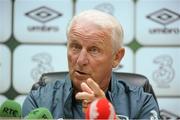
<box><xmin>69</xmin><ymin>19</ymin><xmax>112</xmax><ymax>40</ymax></box>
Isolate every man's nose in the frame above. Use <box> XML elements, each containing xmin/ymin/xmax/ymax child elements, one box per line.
<box><xmin>76</xmin><ymin>49</ymin><xmax>89</xmax><ymax>66</ymax></box>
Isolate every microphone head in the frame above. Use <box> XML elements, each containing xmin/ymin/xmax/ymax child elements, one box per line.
<box><xmin>86</xmin><ymin>98</ymin><xmax>116</xmax><ymax>120</ymax></box>
<box><xmin>0</xmin><ymin>99</ymin><xmax>21</xmax><ymax>118</ymax></box>
<box><xmin>26</xmin><ymin>107</ymin><xmax>53</xmax><ymax>119</ymax></box>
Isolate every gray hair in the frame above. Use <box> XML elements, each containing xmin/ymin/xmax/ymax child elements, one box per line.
<box><xmin>66</xmin><ymin>9</ymin><xmax>124</xmax><ymax>52</ymax></box>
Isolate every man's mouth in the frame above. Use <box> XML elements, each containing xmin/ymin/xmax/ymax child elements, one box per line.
<box><xmin>76</xmin><ymin>70</ymin><xmax>87</xmax><ymax>75</ymax></box>
<box><xmin>73</xmin><ymin>70</ymin><xmax>91</xmax><ymax>80</ymax></box>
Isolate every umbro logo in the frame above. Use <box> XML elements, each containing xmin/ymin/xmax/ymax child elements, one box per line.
<box><xmin>25</xmin><ymin>6</ymin><xmax>62</xmax><ymax>23</ymax></box>
<box><xmin>146</xmin><ymin>8</ymin><xmax>180</xmax><ymax>26</ymax></box>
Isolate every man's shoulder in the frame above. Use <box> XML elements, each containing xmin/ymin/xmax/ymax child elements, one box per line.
<box><xmin>34</xmin><ymin>78</ymin><xmax>66</xmax><ymax>90</ymax></box>
<box><xmin>30</xmin><ymin>78</ymin><xmax>68</xmax><ymax>98</ymax></box>
<box><xmin>113</xmin><ymin>75</ymin><xmax>153</xmax><ymax>102</ymax></box>
<box><xmin>115</xmin><ymin>78</ymin><xmax>142</xmax><ymax>92</ymax></box>
<box><xmin>32</xmin><ymin>72</ymin><xmax>70</xmax><ymax>91</ymax></box>
<box><xmin>23</xmin><ymin>79</ymin><xmax>69</xmax><ymax>117</ymax></box>
<box><xmin>112</xmin><ymin>72</ymin><xmax>151</xmax><ymax>93</ymax></box>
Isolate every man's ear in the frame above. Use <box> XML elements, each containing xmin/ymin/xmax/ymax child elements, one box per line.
<box><xmin>112</xmin><ymin>48</ymin><xmax>125</xmax><ymax>68</ymax></box>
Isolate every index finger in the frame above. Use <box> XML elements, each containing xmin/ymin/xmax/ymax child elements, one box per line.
<box><xmin>81</xmin><ymin>82</ymin><xmax>94</xmax><ymax>94</ymax></box>
<box><xmin>86</xmin><ymin>78</ymin><xmax>105</xmax><ymax>98</ymax></box>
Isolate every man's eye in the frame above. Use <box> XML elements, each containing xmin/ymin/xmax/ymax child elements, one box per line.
<box><xmin>89</xmin><ymin>47</ymin><xmax>100</xmax><ymax>55</ymax></box>
<box><xmin>71</xmin><ymin>44</ymin><xmax>81</xmax><ymax>52</ymax></box>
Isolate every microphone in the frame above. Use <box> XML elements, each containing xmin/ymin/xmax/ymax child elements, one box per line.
<box><xmin>85</xmin><ymin>98</ymin><xmax>116</xmax><ymax>120</ymax></box>
<box><xmin>25</xmin><ymin>107</ymin><xmax>53</xmax><ymax>119</ymax></box>
<box><xmin>0</xmin><ymin>99</ymin><xmax>21</xmax><ymax>118</ymax></box>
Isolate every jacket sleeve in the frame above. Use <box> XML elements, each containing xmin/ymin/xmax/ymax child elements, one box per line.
<box><xmin>22</xmin><ymin>91</ymin><xmax>39</xmax><ymax>117</ymax></box>
<box><xmin>138</xmin><ymin>92</ymin><xmax>160</xmax><ymax>119</ymax></box>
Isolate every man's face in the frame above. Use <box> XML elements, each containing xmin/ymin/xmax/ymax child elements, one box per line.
<box><xmin>67</xmin><ymin>20</ymin><xmax>114</xmax><ymax>92</ymax></box>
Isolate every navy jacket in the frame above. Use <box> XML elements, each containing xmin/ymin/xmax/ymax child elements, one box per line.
<box><xmin>22</xmin><ymin>73</ymin><xmax>160</xmax><ymax>119</ymax></box>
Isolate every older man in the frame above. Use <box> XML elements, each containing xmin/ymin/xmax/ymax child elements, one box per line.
<box><xmin>22</xmin><ymin>10</ymin><xmax>160</xmax><ymax>119</ymax></box>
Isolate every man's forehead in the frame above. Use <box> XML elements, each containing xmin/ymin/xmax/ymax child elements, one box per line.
<box><xmin>71</xmin><ymin>20</ymin><xmax>101</xmax><ymax>31</ymax></box>
<box><xmin>69</xmin><ymin>39</ymin><xmax>104</xmax><ymax>45</ymax></box>
<box><xmin>70</xmin><ymin>22</ymin><xmax>111</xmax><ymax>38</ymax></box>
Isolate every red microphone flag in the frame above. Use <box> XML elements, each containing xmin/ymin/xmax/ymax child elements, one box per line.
<box><xmin>85</xmin><ymin>98</ymin><xmax>116</xmax><ymax>120</ymax></box>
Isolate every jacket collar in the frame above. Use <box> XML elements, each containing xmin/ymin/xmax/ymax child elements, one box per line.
<box><xmin>63</xmin><ymin>74</ymin><xmax>74</xmax><ymax>118</ymax></box>
<box><xmin>62</xmin><ymin>72</ymin><xmax>117</xmax><ymax>118</ymax></box>
<box><xmin>105</xmin><ymin>72</ymin><xmax>118</xmax><ymax>102</ymax></box>
<box><xmin>63</xmin><ymin>72</ymin><xmax>118</xmax><ymax>102</ymax></box>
